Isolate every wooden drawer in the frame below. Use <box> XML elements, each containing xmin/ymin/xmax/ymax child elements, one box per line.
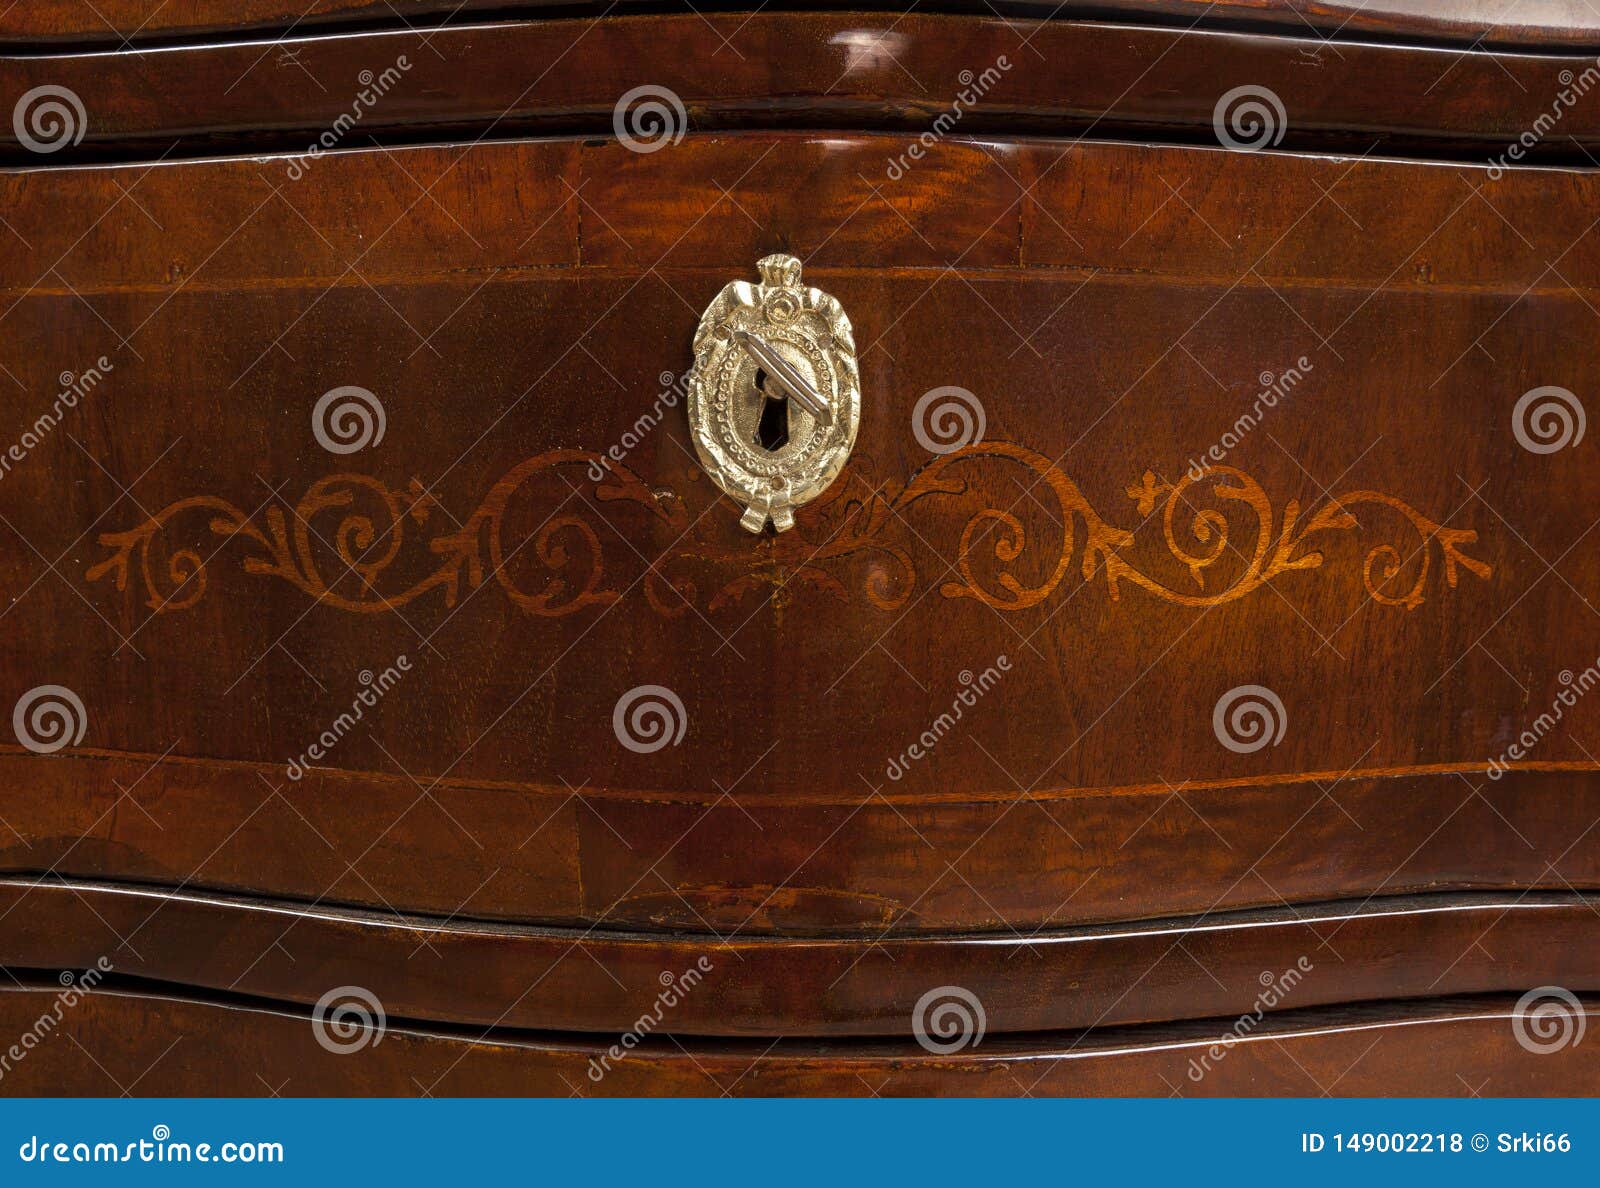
<box><xmin>2</xmin><ymin>983</ymin><xmax>1594</xmax><ymax>1096</ymax></box>
<box><xmin>5</xmin><ymin>129</ymin><xmax>1596</xmax><ymax>932</ymax></box>
<box><xmin>4</xmin><ymin>1</ymin><xmax>1600</xmax><ymax>47</ymax></box>
<box><xmin>2</xmin><ymin>5</ymin><xmax>1598</xmax><ymax>1095</ymax></box>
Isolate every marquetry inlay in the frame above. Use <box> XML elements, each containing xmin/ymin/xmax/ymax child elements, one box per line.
<box><xmin>87</xmin><ymin>442</ymin><xmax>1491</xmax><ymax>619</ymax></box>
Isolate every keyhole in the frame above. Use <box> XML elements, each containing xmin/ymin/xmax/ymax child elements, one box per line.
<box><xmin>753</xmin><ymin>368</ymin><xmax>789</xmax><ymax>452</ymax></box>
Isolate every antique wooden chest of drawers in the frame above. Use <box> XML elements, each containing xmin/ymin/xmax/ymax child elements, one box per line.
<box><xmin>1</xmin><ymin>0</ymin><xmax>1598</xmax><ymax>1095</ymax></box>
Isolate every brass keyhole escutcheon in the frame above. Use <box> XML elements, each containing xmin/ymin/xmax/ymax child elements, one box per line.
<box><xmin>753</xmin><ymin>370</ymin><xmax>790</xmax><ymax>453</ymax></box>
<box><xmin>686</xmin><ymin>255</ymin><xmax>861</xmax><ymax>533</ymax></box>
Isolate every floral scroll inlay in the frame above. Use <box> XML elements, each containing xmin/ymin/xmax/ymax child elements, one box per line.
<box><xmin>87</xmin><ymin>443</ymin><xmax>1491</xmax><ymax>619</ymax></box>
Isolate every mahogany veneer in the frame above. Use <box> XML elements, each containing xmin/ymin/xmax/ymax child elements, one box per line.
<box><xmin>1</xmin><ymin>5</ymin><xmax>1597</xmax><ymax>1095</ymax></box>
<box><xmin>8</xmin><ymin>16</ymin><xmax>1600</xmax><ymax>162</ymax></box>
<box><xmin>2</xmin><ymin>985</ymin><xmax>1593</xmax><ymax>1096</ymax></box>
<box><xmin>4</xmin><ymin>1</ymin><xmax>1599</xmax><ymax>48</ymax></box>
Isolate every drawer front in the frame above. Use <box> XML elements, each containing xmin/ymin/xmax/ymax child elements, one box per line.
<box><xmin>2</xmin><ymin>128</ymin><xmax>1597</xmax><ymax>936</ymax></box>
<box><xmin>9</xmin><ymin>14</ymin><xmax>1600</xmax><ymax>161</ymax></box>
<box><xmin>2</xmin><ymin>983</ymin><xmax>1595</xmax><ymax>1096</ymax></box>
<box><xmin>4</xmin><ymin>1</ymin><xmax>1597</xmax><ymax>46</ymax></box>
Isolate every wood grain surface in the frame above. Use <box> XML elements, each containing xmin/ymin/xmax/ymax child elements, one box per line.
<box><xmin>2</xmin><ymin>132</ymin><xmax>1597</xmax><ymax>935</ymax></box>
<box><xmin>4</xmin><ymin>6</ymin><xmax>1600</xmax><ymax>1095</ymax></box>
<box><xmin>3</xmin><ymin>1</ymin><xmax>1598</xmax><ymax>49</ymax></box>
<box><xmin>0</xmin><ymin>984</ymin><xmax>1591</xmax><ymax>1095</ymax></box>
<box><xmin>1</xmin><ymin>879</ymin><xmax>1597</xmax><ymax>1037</ymax></box>
<box><xmin>5</xmin><ymin>14</ymin><xmax>1600</xmax><ymax>160</ymax></box>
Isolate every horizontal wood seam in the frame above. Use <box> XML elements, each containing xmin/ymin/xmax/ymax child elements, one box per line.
<box><xmin>6</xmin><ymin>743</ymin><xmax>1594</xmax><ymax>806</ymax></box>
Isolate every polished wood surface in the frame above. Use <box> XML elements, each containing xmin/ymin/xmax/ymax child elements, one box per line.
<box><xmin>0</xmin><ymin>985</ymin><xmax>1591</xmax><ymax>1096</ymax></box>
<box><xmin>4</xmin><ymin>879</ymin><xmax>1599</xmax><ymax>1037</ymax></box>
<box><xmin>2</xmin><ymin>132</ymin><xmax>1596</xmax><ymax>935</ymax></box>
<box><xmin>4</xmin><ymin>5</ymin><xmax>1598</xmax><ymax>1096</ymax></box>
<box><xmin>5</xmin><ymin>752</ymin><xmax>1598</xmax><ymax>933</ymax></box>
<box><xmin>7</xmin><ymin>14</ymin><xmax>1600</xmax><ymax>161</ymax></box>
<box><xmin>4</xmin><ymin>1</ymin><xmax>1599</xmax><ymax>48</ymax></box>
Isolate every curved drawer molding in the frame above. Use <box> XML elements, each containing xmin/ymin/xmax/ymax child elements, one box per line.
<box><xmin>0</xmin><ymin>982</ymin><xmax>1592</xmax><ymax>1096</ymax></box>
<box><xmin>3</xmin><ymin>753</ymin><xmax>1599</xmax><ymax>935</ymax></box>
<box><xmin>2</xmin><ymin>1</ymin><xmax>1596</xmax><ymax>49</ymax></box>
<box><xmin>6</xmin><ymin>878</ymin><xmax>1600</xmax><ymax>1038</ymax></box>
<box><xmin>6</xmin><ymin>15</ymin><xmax>1600</xmax><ymax>160</ymax></box>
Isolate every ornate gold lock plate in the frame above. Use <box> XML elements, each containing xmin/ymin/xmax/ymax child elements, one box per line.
<box><xmin>687</xmin><ymin>254</ymin><xmax>860</xmax><ymax>533</ymax></box>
